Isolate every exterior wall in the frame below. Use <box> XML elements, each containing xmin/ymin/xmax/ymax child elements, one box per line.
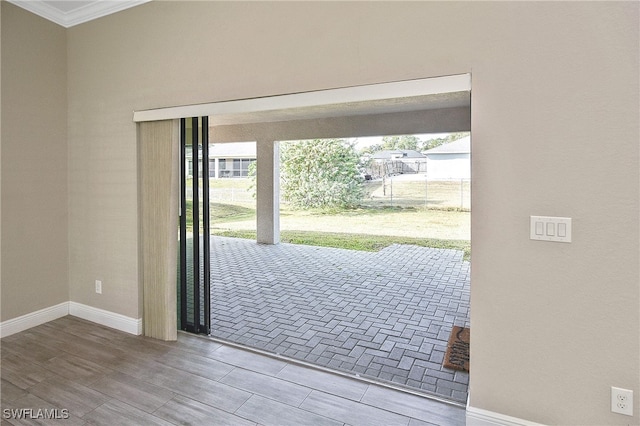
<box><xmin>0</xmin><ymin>3</ymin><xmax>68</xmax><ymax>321</ymax></box>
<box><xmin>426</xmin><ymin>153</ymin><xmax>470</xmax><ymax>179</ymax></box>
<box><xmin>0</xmin><ymin>1</ymin><xmax>627</xmax><ymax>424</ymax></box>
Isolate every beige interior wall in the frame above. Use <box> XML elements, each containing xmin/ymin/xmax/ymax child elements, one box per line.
<box><xmin>0</xmin><ymin>2</ymin><xmax>68</xmax><ymax>321</ymax></box>
<box><xmin>1</xmin><ymin>0</ymin><xmax>3</xmax><ymax>315</ymax></box>
<box><xmin>63</xmin><ymin>2</ymin><xmax>640</xmax><ymax>424</ymax></box>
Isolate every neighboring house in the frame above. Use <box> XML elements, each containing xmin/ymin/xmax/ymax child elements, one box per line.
<box><xmin>211</xmin><ymin>142</ymin><xmax>256</xmax><ymax>178</ymax></box>
<box><xmin>187</xmin><ymin>142</ymin><xmax>256</xmax><ymax>178</ymax></box>
<box><xmin>369</xmin><ymin>149</ymin><xmax>427</xmax><ymax>176</ymax></box>
<box><xmin>424</xmin><ymin>136</ymin><xmax>470</xmax><ymax>179</ymax></box>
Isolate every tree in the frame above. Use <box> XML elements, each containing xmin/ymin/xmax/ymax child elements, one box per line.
<box><xmin>381</xmin><ymin>135</ymin><xmax>421</xmax><ymax>151</ymax></box>
<box><xmin>358</xmin><ymin>143</ymin><xmax>383</xmax><ymax>155</ymax></box>
<box><xmin>280</xmin><ymin>139</ymin><xmax>364</xmax><ymax>209</ymax></box>
<box><xmin>421</xmin><ymin>132</ymin><xmax>469</xmax><ymax>151</ymax></box>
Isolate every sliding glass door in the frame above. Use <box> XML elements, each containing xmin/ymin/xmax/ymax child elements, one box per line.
<box><xmin>178</xmin><ymin>117</ymin><xmax>211</xmax><ymax>334</ymax></box>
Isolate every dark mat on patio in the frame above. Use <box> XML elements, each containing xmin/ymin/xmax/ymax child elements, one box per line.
<box><xmin>443</xmin><ymin>326</ymin><xmax>470</xmax><ymax>372</ymax></box>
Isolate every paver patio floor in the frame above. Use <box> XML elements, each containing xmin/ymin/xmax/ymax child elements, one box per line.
<box><xmin>209</xmin><ymin>236</ymin><xmax>470</xmax><ymax>403</ymax></box>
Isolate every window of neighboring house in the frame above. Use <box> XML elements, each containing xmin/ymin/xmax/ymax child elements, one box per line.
<box><xmin>242</xmin><ymin>159</ymin><xmax>256</xmax><ymax>177</ymax></box>
<box><xmin>220</xmin><ymin>158</ymin><xmax>232</xmax><ymax>178</ymax></box>
<box><xmin>218</xmin><ymin>158</ymin><xmax>256</xmax><ymax>177</ymax></box>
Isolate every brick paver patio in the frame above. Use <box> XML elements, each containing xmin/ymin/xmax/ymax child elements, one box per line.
<box><xmin>208</xmin><ymin>237</ymin><xmax>470</xmax><ymax>403</ymax></box>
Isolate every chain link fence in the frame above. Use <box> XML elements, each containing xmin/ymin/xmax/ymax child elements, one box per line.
<box><xmin>363</xmin><ymin>176</ymin><xmax>470</xmax><ymax>210</ymax></box>
<box><xmin>203</xmin><ymin>176</ymin><xmax>470</xmax><ymax>210</ymax></box>
<box><xmin>209</xmin><ymin>187</ymin><xmax>255</xmax><ymax>204</ymax></box>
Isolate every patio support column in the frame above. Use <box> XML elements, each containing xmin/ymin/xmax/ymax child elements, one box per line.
<box><xmin>256</xmin><ymin>139</ymin><xmax>280</xmax><ymax>244</ymax></box>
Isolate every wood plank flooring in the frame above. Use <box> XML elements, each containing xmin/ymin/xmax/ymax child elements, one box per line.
<box><xmin>1</xmin><ymin>316</ymin><xmax>465</xmax><ymax>425</ymax></box>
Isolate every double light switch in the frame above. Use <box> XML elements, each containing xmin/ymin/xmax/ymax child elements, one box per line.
<box><xmin>530</xmin><ymin>216</ymin><xmax>572</xmax><ymax>243</ymax></box>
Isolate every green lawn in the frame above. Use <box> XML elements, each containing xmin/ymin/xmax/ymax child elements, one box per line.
<box><xmin>188</xmin><ymin>178</ymin><xmax>471</xmax><ymax>260</ymax></box>
<box><xmin>280</xmin><ymin>205</ymin><xmax>469</xmax><ymax>240</ymax></box>
<box><xmin>211</xmin><ymin>229</ymin><xmax>470</xmax><ymax>261</ymax></box>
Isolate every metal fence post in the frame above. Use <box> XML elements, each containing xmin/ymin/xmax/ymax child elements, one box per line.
<box><xmin>425</xmin><ymin>175</ymin><xmax>428</xmax><ymax>209</ymax></box>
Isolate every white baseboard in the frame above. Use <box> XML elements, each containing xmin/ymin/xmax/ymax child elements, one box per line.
<box><xmin>0</xmin><ymin>301</ymin><xmax>142</xmax><ymax>338</ymax></box>
<box><xmin>0</xmin><ymin>302</ymin><xmax>69</xmax><ymax>338</ymax></box>
<box><xmin>69</xmin><ymin>302</ymin><xmax>142</xmax><ymax>335</ymax></box>
<box><xmin>466</xmin><ymin>406</ymin><xmax>545</xmax><ymax>426</ymax></box>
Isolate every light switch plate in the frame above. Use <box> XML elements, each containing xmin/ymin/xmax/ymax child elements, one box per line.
<box><xmin>530</xmin><ymin>216</ymin><xmax>572</xmax><ymax>243</ymax></box>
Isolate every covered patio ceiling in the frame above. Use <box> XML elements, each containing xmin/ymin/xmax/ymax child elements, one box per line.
<box><xmin>206</xmin><ymin>90</ymin><xmax>470</xmax><ymax>127</ymax></box>
<box><xmin>133</xmin><ymin>74</ymin><xmax>471</xmax><ymax>127</ymax></box>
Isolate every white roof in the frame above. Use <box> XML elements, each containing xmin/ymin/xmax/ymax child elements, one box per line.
<box><xmin>210</xmin><ymin>142</ymin><xmax>256</xmax><ymax>158</ymax></box>
<box><xmin>424</xmin><ymin>136</ymin><xmax>470</xmax><ymax>155</ymax></box>
<box><xmin>371</xmin><ymin>149</ymin><xmax>425</xmax><ymax>160</ymax></box>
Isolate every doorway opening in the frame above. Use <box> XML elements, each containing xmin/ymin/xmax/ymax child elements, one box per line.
<box><xmin>163</xmin><ymin>74</ymin><xmax>472</xmax><ymax>404</ymax></box>
<box><xmin>201</xmin><ymin>133</ymin><xmax>470</xmax><ymax>403</ymax></box>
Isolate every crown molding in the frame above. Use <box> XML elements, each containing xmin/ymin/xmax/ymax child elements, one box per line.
<box><xmin>7</xmin><ymin>0</ymin><xmax>151</xmax><ymax>28</ymax></box>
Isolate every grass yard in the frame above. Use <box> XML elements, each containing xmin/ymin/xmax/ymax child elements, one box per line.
<box><xmin>212</xmin><ymin>228</ymin><xmax>470</xmax><ymax>261</ymax></box>
<box><xmin>191</xmin><ymin>177</ymin><xmax>471</xmax><ymax>260</ymax></box>
<box><xmin>281</xmin><ymin>206</ymin><xmax>469</xmax><ymax>240</ymax></box>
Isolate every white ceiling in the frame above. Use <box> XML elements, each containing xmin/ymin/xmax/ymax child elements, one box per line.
<box><xmin>8</xmin><ymin>0</ymin><xmax>151</xmax><ymax>28</ymax></box>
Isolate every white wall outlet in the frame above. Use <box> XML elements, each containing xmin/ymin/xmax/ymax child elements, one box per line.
<box><xmin>611</xmin><ymin>386</ymin><xmax>633</xmax><ymax>416</ymax></box>
<box><xmin>95</xmin><ymin>280</ymin><xmax>102</xmax><ymax>294</ymax></box>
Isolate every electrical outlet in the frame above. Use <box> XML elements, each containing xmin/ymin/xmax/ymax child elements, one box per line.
<box><xmin>611</xmin><ymin>387</ymin><xmax>633</xmax><ymax>416</ymax></box>
<box><xmin>95</xmin><ymin>280</ymin><xmax>102</xmax><ymax>294</ymax></box>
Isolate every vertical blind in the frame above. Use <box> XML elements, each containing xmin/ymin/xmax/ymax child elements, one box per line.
<box><xmin>138</xmin><ymin>120</ymin><xmax>179</xmax><ymax>340</ymax></box>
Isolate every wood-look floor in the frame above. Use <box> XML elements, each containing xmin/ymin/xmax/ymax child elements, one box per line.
<box><xmin>1</xmin><ymin>316</ymin><xmax>465</xmax><ymax>425</ymax></box>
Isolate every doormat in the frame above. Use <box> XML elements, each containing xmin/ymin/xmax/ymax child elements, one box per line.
<box><xmin>443</xmin><ymin>326</ymin><xmax>470</xmax><ymax>372</ymax></box>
